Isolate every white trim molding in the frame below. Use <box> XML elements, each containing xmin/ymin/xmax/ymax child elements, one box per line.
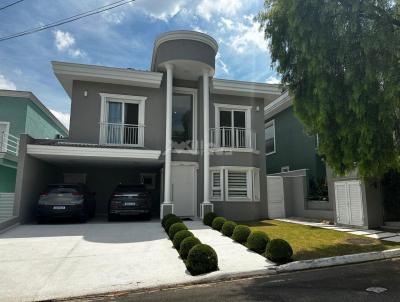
<box><xmin>212</xmin><ymin>78</ymin><xmax>281</xmax><ymax>100</ymax></box>
<box><xmin>27</xmin><ymin>144</ymin><xmax>161</xmax><ymax>160</ymax></box>
<box><xmin>264</xmin><ymin>91</ymin><xmax>292</xmax><ymax>120</ymax></box>
<box><xmin>52</xmin><ymin>61</ymin><xmax>163</xmax><ymax>98</ymax></box>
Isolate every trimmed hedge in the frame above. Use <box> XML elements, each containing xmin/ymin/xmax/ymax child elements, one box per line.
<box><xmin>265</xmin><ymin>239</ymin><xmax>293</xmax><ymax>264</ymax></box>
<box><xmin>161</xmin><ymin>213</ymin><xmax>177</xmax><ymax>229</ymax></box>
<box><xmin>203</xmin><ymin>212</ymin><xmax>218</xmax><ymax>227</ymax></box>
<box><xmin>164</xmin><ymin>216</ymin><xmax>182</xmax><ymax>232</ymax></box>
<box><xmin>211</xmin><ymin>217</ymin><xmax>226</xmax><ymax>231</ymax></box>
<box><xmin>247</xmin><ymin>231</ymin><xmax>269</xmax><ymax>253</ymax></box>
<box><xmin>168</xmin><ymin>222</ymin><xmax>188</xmax><ymax>239</ymax></box>
<box><xmin>186</xmin><ymin>244</ymin><xmax>218</xmax><ymax>275</ymax></box>
<box><xmin>232</xmin><ymin>225</ymin><xmax>251</xmax><ymax>243</ymax></box>
<box><xmin>179</xmin><ymin>236</ymin><xmax>201</xmax><ymax>259</ymax></box>
<box><xmin>221</xmin><ymin>220</ymin><xmax>237</xmax><ymax>237</ymax></box>
<box><xmin>173</xmin><ymin>230</ymin><xmax>193</xmax><ymax>249</ymax></box>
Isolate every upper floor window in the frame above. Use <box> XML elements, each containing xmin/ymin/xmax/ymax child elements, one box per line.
<box><xmin>99</xmin><ymin>93</ymin><xmax>146</xmax><ymax>146</ymax></box>
<box><xmin>265</xmin><ymin>120</ymin><xmax>275</xmax><ymax>155</ymax></box>
<box><xmin>172</xmin><ymin>87</ymin><xmax>197</xmax><ymax>151</ymax></box>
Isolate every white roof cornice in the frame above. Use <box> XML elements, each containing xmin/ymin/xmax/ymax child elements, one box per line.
<box><xmin>52</xmin><ymin>61</ymin><xmax>163</xmax><ymax>98</ymax></box>
<box><xmin>264</xmin><ymin>91</ymin><xmax>293</xmax><ymax>120</ymax></box>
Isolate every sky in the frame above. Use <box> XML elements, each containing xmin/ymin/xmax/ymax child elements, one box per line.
<box><xmin>0</xmin><ymin>0</ymin><xmax>280</xmax><ymax>129</ymax></box>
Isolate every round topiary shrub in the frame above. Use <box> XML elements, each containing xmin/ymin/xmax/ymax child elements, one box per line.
<box><xmin>164</xmin><ymin>216</ymin><xmax>182</xmax><ymax>232</ymax></box>
<box><xmin>265</xmin><ymin>239</ymin><xmax>293</xmax><ymax>264</ymax></box>
<box><xmin>247</xmin><ymin>231</ymin><xmax>269</xmax><ymax>254</ymax></box>
<box><xmin>203</xmin><ymin>212</ymin><xmax>218</xmax><ymax>226</ymax></box>
<box><xmin>161</xmin><ymin>213</ymin><xmax>177</xmax><ymax>228</ymax></box>
<box><xmin>186</xmin><ymin>244</ymin><xmax>218</xmax><ymax>276</ymax></box>
<box><xmin>173</xmin><ymin>230</ymin><xmax>193</xmax><ymax>249</ymax></box>
<box><xmin>221</xmin><ymin>220</ymin><xmax>237</xmax><ymax>237</ymax></box>
<box><xmin>232</xmin><ymin>225</ymin><xmax>251</xmax><ymax>243</ymax></box>
<box><xmin>179</xmin><ymin>236</ymin><xmax>201</xmax><ymax>259</ymax></box>
<box><xmin>211</xmin><ymin>217</ymin><xmax>226</xmax><ymax>231</ymax></box>
<box><xmin>168</xmin><ymin>222</ymin><xmax>188</xmax><ymax>240</ymax></box>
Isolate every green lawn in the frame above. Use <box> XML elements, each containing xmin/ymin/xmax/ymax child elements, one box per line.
<box><xmin>243</xmin><ymin>220</ymin><xmax>400</xmax><ymax>261</ymax></box>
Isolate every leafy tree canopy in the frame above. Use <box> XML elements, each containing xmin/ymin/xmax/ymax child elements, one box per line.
<box><xmin>258</xmin><ymin>0</ymin><xmax>400</xmax><ymax>178</ymax></box>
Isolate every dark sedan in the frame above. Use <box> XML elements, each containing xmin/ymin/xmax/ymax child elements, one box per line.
<box><xmin>108</xmin><ymin>184</ymin><xmax>152</xmax><ymax>221</ymax></box>
<box><xmin>36</xmin><ymin>183</ymin><xmax>96</xmax><ymax>223</ymax></box>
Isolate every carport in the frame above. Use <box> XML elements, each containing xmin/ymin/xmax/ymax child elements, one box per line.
<box><xmin>14</xmin><ymin>136</ymin><xmax>163</xmax><ymax>222</ymax></box>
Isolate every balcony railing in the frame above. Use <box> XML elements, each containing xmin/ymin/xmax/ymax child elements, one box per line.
<box><xmin>99</xmin><ymin>122</ymin><xmax>144</xmax><ymax>147</ymax></box>
<box><xmin>0</xmin><ymin>132</ymin><xmax>19</xmax><ymax>156</ymax></box>
<box><xmin>210</xmin><ymin>127</ymin><xmax>256</xmax><ymax>149</ymax></box>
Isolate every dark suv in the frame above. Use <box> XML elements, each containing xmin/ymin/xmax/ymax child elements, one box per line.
<box><xmin>36</xmin><ymin>183</ymin><xmax>96</xmax><ymax>223</ymax></box>
<box><xmin>108</xmin><ymin>184</ymin><xmax>152</xmax><ymax>221</ymax></box>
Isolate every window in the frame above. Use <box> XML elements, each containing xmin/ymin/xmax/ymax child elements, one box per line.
<box><xmin>210</xmin><ymin>170</ymin><xmax>223</xmax><ymax>200</ymax></box>
<box><xmin>172</xmin><ymin>87</ymin><xmax>197</xmax><ymax>151</ymax></box>
<box><xmin>265</xmin><ymin>120</ymin><xmax>275</xmax><ymax>155</ymax></box>
<box><xmin>227</xmin><ymin>171</ymin><xmax>249</xmax><ymax>199</ymax></box>
<box><xmin>100</xmin><ymin>93</ymin><xmax>146</xmax><ymax>146</ymax></box>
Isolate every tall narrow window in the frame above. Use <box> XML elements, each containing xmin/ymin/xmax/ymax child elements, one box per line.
<box><xmin>211</xmin><ymin>170</ymin><xmax>222</xmax><ymax>200</ymax></box>
<box><xmin>265</xmin><ymin>120</ymin><xmax>275</xmax><ymax>155</ymax></box>
<box><xmin>172</xmin><ymin>93</ymin><xmax>193</xmax><ymax>150</ymax></box>
<box><xmin>219</xmin><ymin>110</ymin><xmax>247</xmax><ymax>148</ymax></box>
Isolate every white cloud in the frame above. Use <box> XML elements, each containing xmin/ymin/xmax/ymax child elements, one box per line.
<box><xmin>0</xmin><ymin>74</ymin><xmax>16</xmax><ymax>90</ymax></box>
<box><xmin>196</xmin><ymin>0</ymin><xmax>242</xmax><ymax>21</ymax></box>
<box><xmin>216</xmin><ymin>53</ymin><xmax>229</xmax><ymax>75</ymax></box>
<box><xmin>136</xmin><ymin>0</ymin><xmax>187</xmax><ymax>21</ymax></box>
<box><xmin>266</xmin><ymin>75</ymin><xmax>281</xmax><ymax>84</ymax></box>
<box><xmin>102</xmin><ymin>11</ymin><xmax>126</xmax><ymax>24</ymax></box>
<box><xmin>228</xmin><ymin>17</ymin><xmax>267</xmax><ymax>54</ymax></box>
<box><xmin>50</xmin><ymin>109</ymin><xmax>70</xmax><ymax>129</ymax></box>
<box><xmin>53</xmin><ymin>30</ymin><xmax>85</xmax><ymax>58</ymax></box>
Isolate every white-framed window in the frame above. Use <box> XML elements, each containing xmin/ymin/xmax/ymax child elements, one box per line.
<box><xmin>265</xmin><ymin>119</ymin><xmax>276</xmax><ymax>155</ymax></box>
<box><xmin>140</xmin><ymin>173</ymin><xmax>156</xmax><ymax>190</ymax></box>
<box><xmin>172</xmin><ymin>87</ymin><xmax>198</xmax><ymax>152</ymax></box>
<box><xmin>99</xmin><ymin>93</ymin><xmax>147</xmax><ymax>146</ymax></box>
<box><xmin>210</xmin><ymin>169</ymin><xmax>223</xmax><ymax>201</ymax></box>
<box><xmin>213</xmin><ymin>103</ymin><xmax>253</xmax><ymax>149</ymax></box>
<box><xmin>0</xmin><ymin>121</ymin><xmax>10</xmax><ymax>152</ymax></box>
<box><xmin>226</xmin><ymin>169</ymin><xmax>251</xmax><ymax>200</ymax></box>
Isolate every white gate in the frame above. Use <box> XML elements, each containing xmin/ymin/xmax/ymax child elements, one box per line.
<box><xmin>334</xmin><ymin>180</ymin><xmax>364</xmax><ymax>226</ymax></box>
<box><xmin>267</xmin><ymin>176</ymin><xmax>285</xmax><ymax>218</ymax></box>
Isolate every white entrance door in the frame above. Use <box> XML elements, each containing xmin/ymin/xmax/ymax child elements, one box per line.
<box><xmin>171</xmin><ymin>163</ymin><xmax>197</xmax><ymax>217</ymax></box>
<box><xmin>334</xmin><ymin>180</ymin><xmax>364</xmax><ymax>226</ymax></box>
<box><xmin>267</xmin><ymin>176</ymin><xmax>285</xmax><ymax>218</ymax></box>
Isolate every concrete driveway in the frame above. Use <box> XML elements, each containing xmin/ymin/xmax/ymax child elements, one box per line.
<box><xmin>0</xmin><ymin>220</ymin><xmax>272</xmax><ymax>302</ymax></box>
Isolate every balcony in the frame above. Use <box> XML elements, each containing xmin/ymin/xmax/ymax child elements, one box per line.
<box><xmin>99</xmin><ymin>122</ymin><xmax>144</xmax><ymax>147</ymax></box>
<box><xmin>0</xmin><ymin>132</ymin><xmax>19</xmax><ymax>157</ymax></box>
<box><xmin>210</xmin><ymin>127</ymin><xmax>256</xmax><ymax>150</ymax></box>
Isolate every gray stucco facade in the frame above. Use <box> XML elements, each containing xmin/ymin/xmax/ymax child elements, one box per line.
<box><xmin>13</xmin><ymin>30</ymin><xmax>281</xmax><ymax>223</ymax></box>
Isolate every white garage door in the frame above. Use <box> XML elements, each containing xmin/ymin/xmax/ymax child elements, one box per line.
<box><xmin>267</xmin><ymin>176</ymin><xmax>285</xmax><ymax>218</ymax></box>
<box><xmin>334</xmin><ymin>180</ymin><xmax>364</xmax><ymax>226</ymax></box>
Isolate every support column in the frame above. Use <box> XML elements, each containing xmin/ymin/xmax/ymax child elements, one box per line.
<box><xmin>200</xmin><ymin>69</ymin><xmax>214</xmax><ymax>218</ymax></box>
<box><xmin>161</xmin><ymin>63</ymin><xmax>174</xmax><ymax>218</ymax></box>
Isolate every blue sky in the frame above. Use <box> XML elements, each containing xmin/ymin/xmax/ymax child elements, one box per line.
<box><xmin>0</xmin><ymin>0</ymin><xmax>279</xmax><ymax>128</ymax></box>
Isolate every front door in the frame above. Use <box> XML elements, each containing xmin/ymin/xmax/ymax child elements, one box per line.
<box><xmin>219</xmin><ymin>110</ymin><xmax>247</xmax><ymax>148</ymax></box>
<box><xmin>171</xmin><ymin>163</ymin><xmax>197</xmax><ymax>217</ymax></box>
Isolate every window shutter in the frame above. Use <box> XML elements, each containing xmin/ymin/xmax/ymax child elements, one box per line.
<box><xmin>227</xmin><ymin>171</ymin><xmax>249</xmax><ymax>199</ymax></box>
<box><xmin>211</xmin><ymin>170</ymin><xmax>222</xmax><ymax>200</ymax></box>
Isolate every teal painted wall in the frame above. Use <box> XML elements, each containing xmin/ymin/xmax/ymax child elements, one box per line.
<box><xmin>266</xmin><ymin>107</ymin><xmax>326</xmax><ymax>181</ymax></box>
<box><xmin>0</xmin><ymin>165</ymin><xmax>17</xmax><ymax>192</ymax></box>
<box><xmin>25</xmin><ymin>102</ymin><xmax>67</xmax><ymax>139</ymax></box>
<box><xmin>0</xmin><ymin>96</ymin><xmax>27</xmax><ymax>137</ymax></box>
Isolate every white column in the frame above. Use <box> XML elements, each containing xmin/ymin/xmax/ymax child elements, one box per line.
<box><xmin>203</xmin><ymin>69</ymin><xmax>210</xmax><ymax>204</ymax></box>
<box><xmin>163</xmin><ymin>63</ymin><xmax>173</xmax><ymax>206</ymax></box>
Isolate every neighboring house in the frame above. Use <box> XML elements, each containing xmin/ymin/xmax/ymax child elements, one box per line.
<box><xmin>14</xmin><ymin>31</ymin><xmax>282</xmax><ymax>223</ymax></box>
<box><xmin>0</xmin><ymin>90</ymin><xmax>68</xmax><ymax>222</ymax></box>
<box><xmin>264</xmin><ymin>92</ymin><xmax>333</xmax><ymax>221</ymax></box>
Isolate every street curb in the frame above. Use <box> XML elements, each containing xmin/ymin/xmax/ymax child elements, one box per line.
<box><xmin>268</xmin><ymin>248</ymin><xmax>400</xmax><ymax>273</ymax></box>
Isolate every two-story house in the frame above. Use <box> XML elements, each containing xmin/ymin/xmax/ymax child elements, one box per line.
<box><xmin>0</xmin><ymin>89</ymin><xmax>68</xmax><ymax>222</ymax></box>
<box><xmin>13</xmin><ymin>31</ymin><xmax>282</xmax><ymax>223</ymax></box>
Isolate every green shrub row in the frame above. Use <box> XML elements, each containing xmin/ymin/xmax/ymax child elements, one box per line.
<box><xmin>202</xmin><ymin>212</ymin><xmax>293</xmax><ymax>264</ymax></box>
<box><xmin>161</xmin><ymin>214</ymin><xmax>218</xmax><ymax>275</ymax></box>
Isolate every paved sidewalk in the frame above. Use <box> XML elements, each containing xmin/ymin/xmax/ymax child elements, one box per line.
<box><xmin>276</xmin><ymin>218</ymin><xmax>400</xmax><ymax>243</ymax></box>
<box><xmin>186</xmin><ymin>221</ymin><xmax>274</xmax><ymax>274</ymax></box>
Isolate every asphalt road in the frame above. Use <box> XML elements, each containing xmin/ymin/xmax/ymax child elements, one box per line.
<box><xmin>70</xmin><ymin>258</ymin><xmax>400</xmax><ymax>302</ymax></box>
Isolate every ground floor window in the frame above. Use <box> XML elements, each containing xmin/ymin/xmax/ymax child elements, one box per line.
<box><xmin>210</xmin><ymin>167</ymin><xmax>260</xmax><ymax>201</ymax></box>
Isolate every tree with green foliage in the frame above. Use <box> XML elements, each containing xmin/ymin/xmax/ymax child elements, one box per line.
<box><xmin>258</xmin><ymin>0</ymin><xmax>400</xmax><ymax>177</ymax></box>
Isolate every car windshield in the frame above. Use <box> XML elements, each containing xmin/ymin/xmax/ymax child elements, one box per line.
<box><xmin>47</xmin><ymin>185</ymin><xmax>80</xmax><ymax>194</ymax></box>
<box><xmin>114</xmin><ymin>185</ymin><xmax>146</xmax><ymax>193</ymax></box>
